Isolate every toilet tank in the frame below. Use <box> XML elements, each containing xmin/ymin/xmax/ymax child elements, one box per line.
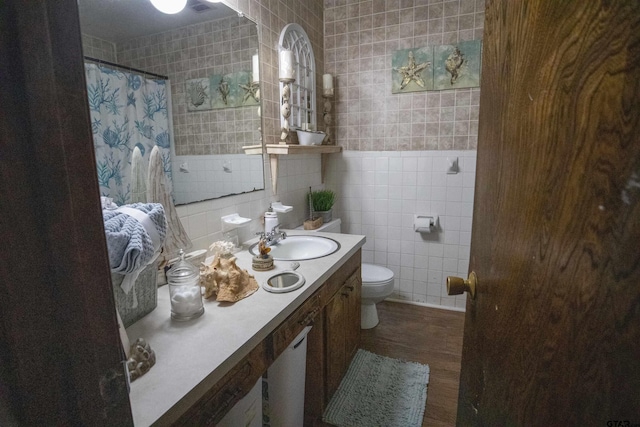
<box><xmin>296</xmin><ymin>218</ymin><xmax>342</xmax><ymax>233</ymax></box>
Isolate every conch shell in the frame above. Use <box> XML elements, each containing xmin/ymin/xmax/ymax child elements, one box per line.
<box><xmin>200</xmin><ymin>256</ymin><xmax>259</xmax><ymax>302</ymax></box>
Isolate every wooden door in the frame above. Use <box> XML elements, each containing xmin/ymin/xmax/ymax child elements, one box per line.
<box><xmin>0</xmin><ymin>1</ymin><xmax>132</xmax><ymax>424</ymax></box>
<box><xmin>457</xmin><ymin>0</ymin><xmax>640</xmax><ymax>425</ymax></box>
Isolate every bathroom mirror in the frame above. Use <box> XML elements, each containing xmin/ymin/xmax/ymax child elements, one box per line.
<box><xmin>263</xmin><ymin>271</ymin><xmax>306</xmax><ymax>293</ymax></box>
<box><xmin>78</xmin><ymin>0</ymin><xmax>264</xmax><ymax>206</ymax></box>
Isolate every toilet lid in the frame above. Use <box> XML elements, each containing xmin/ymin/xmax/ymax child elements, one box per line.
<box><xmin>361</xmin><ymin>263</ymin><xmax>394</xmax><ymax>284</ymax></box>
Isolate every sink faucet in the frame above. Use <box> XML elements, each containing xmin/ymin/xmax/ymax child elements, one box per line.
<box><xmin>261</xmin><ymin>223</ymin><xmax>287</xmax><ymax>246</ymax></box>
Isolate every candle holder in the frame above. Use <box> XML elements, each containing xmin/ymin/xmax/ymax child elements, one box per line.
<box><xmin>280</xmin><ymin>78</ymin><xmax>294</xmax><ymax>144</ymax></box>
<box><xmin>322</xmin><ymin>92</ymin><xmax>334</xmax><ymax>145</ymax></box>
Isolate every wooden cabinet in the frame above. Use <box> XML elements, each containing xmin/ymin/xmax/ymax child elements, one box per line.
<box><xmin>324</xmin><ymin>270</ymin><xmax>361</xmax><ymax>402</ymax></box>
<box><xmin>176</xmin><ymin>340</ymin><xmax>271</xmax><ymax>426</ymax></box>
<box><xmin>176</xmin><ymin>249</ymin><xmax>362</xmax><ymax>426</ymax></box>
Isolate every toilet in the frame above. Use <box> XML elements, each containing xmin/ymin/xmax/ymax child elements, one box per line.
<box><xmin>298</xmin><ymin>219</ymin><xmax>395</xmax><ymax>329</ymax></box>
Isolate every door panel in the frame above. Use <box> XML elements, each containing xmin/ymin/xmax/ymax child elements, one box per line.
<box><xmin>459</xmin><ymin>0</ymin><xmax>640</xmax><ymax>425</ymax></box>
<box><xmin>1</xmin><ymin>1</ymin><xmax>132</xmax><ymax>424</ymax></box>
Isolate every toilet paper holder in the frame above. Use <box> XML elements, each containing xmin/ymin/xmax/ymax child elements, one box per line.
<box><xmin>414</xmin><ymin>214</ymin><xmax>438</xmax><ymax>233</ymax></box>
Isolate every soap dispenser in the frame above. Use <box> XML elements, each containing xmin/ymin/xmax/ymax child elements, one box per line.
<box><xmin>264</xmin><ymin>205</ymin><xmax>279</xmax><ymax>234</ymax></box>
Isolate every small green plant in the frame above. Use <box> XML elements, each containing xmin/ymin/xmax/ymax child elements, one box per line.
<box><xmin>309</xmin><ymin>189</ymin><xmax>336</xmax><ymax>212</ymax></box>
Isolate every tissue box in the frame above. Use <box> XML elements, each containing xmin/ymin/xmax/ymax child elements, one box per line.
<box><xmin>111</xmin><ymin>261</ymin><xmax>158</xmax><ymax>328</ymax></box>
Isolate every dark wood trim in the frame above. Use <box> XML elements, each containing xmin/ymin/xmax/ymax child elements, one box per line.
<box><xmin>0</xmin><ymin>0</ymin><xmax>132</xmax><ymax>424</ymax></box>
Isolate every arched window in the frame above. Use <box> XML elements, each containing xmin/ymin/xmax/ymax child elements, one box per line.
<box><xmin>279</xmin><ymin>24</ymin><xmax>316</xmax><ymax>131</ymax></box>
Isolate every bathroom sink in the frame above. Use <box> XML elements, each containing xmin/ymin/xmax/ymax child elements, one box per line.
<box><xmin>250</xmin><ymin>235</ymin><xmax>340</xmax><ymax>261</ymax></box>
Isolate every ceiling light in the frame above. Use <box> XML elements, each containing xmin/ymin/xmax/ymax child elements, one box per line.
<box><xmin>150</xmin><ymin>0</ymin><xmax>187</xmax><ymax>14</ymax></box>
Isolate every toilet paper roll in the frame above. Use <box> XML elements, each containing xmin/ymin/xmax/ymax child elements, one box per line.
<box><xmin>414</xmin><ymin>215</ymin><xmax>434</xmax><ymax>232</ymax></box>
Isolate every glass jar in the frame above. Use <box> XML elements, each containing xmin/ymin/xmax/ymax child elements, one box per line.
<box><xmin>166</xmin><ymin>250</ymin><xmax>204</xmax><ymax>321</ymax></box>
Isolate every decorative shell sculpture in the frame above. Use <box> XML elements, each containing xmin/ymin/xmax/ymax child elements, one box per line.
<box><xmin>187</xmin><ymin>80</ymin><xmax>208</xmax><ymax>108</ymax></box>
<box><xmin>126</xmin><ymin>338</ymin><xmax>156</xmax><ymax>382</ymax></box>
<box><xmin>200</xmin><ymin>256</ymin><xmax>259</xmax><ymax>302</ymax></box>
<box><xmin>445</xmin><ymin>47</ymin><xmax>464</xmax><ymax>85</ymax></box>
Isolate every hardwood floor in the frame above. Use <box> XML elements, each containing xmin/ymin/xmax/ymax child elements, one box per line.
<box><xmin>321</xmin><ymin>300</ymin><xmax>466</xmax><ymax>427</ymax></box>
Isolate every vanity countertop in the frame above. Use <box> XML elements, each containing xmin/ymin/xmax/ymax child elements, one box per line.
<box><xmin>126</xmin><ymin>230</ymin><xmax>365</xmax><ymax>426</ymax></box>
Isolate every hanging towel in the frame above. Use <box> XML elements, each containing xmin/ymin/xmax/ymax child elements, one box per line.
<box><xmin>103</xmin><ymin>203</ymin><xmax>167</xmax><ymax>306</ymax></box>
<box><xmin>147</xmin><ymin>146</ymin><xmax>192</xmax><ymax>258</ymax></box>
<box><xmin>130</xmin><ymin>146</ymin><xmax>147</xmax><ymax>203</ymax></box>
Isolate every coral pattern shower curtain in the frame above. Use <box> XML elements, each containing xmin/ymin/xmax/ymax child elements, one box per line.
<box><xmin>85</xmin><ymin>63</ymin><xmax>172</xmax><ymax>205</ymax></box>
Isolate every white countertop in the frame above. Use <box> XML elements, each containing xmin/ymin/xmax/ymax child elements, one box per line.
<box><xmin>125</xmin><ymin>230</ymin><xmax>365</xmax><ymax>426</ymax></box>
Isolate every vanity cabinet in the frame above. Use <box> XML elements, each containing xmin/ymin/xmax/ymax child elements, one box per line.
<box><xmin>174</xmin><ymin>249</ymin><xmax>362</xmax><ymax>427</ymax></box>
<box><xmin>324</xmin><ymin>270</ymin><xmax>362</xmax><ymax>402</ymax></box>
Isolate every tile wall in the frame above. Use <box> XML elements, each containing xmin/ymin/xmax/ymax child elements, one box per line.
<box><xmin>326</xmin><ymin>150</ymin><xmax>475</xmax><ymax>309</ymax></box>
<box><xmin>116</xmin><ymin>14</ymin><xmax>260</xmax><ymax>155</ymax></box>
<box><xmin>324</xmin><ymin>0</ymin><xmax>484</xmax><ymax>151</ymax></box>
<box><xmin>172</xmin><ymin>153</ymin><xmax>264</xmax><ymax>205</ymax></box>
<box><xmin>81</xmin><ymin>34</ymin><xmax>117</xmax><ymax>62</ymax></box>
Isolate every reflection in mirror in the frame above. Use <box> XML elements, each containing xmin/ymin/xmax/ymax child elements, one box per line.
<box><xmin>78</xmin><ymin>0</ymin><xmax>264</xmax><ymax>206</ymax></box>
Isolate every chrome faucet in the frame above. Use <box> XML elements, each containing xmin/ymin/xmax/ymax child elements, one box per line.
<box><xmin>262</xmin><ymin>223</ymin><xmax>287</xmax><ymax>246</ymax></box>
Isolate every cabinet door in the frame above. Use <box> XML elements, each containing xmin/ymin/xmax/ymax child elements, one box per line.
<box><xmin>324</xmin><ymin>289</ymin><xmax>347</xmax><ymax>401</ymax></box>
<box><xmin>344</xmin><ymin>271</ymin><xmax>362</xmax><ymax>364</ymax></box>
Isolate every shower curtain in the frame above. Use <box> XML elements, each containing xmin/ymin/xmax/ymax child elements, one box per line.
<box><xmin>85</xmin><ymin>63</ymin><xmax>173</xmax><ymax>206</ymax></box>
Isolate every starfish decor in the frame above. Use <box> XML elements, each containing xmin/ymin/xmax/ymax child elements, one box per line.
<box><xmin>395</xmin><ymin>51</ymin><xmax>430</xmax><ymax>89</ymax></box>
<box><xmin>239</xmin><ymin>78</ymin><xmax>260</xmax><ymax>103</ymax></box>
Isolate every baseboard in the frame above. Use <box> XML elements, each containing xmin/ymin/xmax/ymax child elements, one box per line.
<box><xmin>385</xmin><ymin>298</ymin><xmax>466</xmax><ymax>313</ymax></box>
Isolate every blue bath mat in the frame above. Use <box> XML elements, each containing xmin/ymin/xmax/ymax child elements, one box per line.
<box><xmin>322</xmin><ymin>349</ymin><xmax>430</xmax><ymax>427</ymax></box>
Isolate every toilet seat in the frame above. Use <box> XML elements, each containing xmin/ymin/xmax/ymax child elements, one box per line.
<box><xmin>361</xmin><ymin>263</ymin><xmax>393</xmax><ymax>285</ymax></box>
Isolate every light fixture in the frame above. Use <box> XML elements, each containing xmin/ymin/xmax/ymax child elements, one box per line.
<box><xmin>150</xmin><ymin>0</ymin><xmax>187</xmax><ymax>14</ymax></box>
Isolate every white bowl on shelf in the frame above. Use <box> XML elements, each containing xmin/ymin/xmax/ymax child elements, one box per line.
<box><xmin>296</xmin><ymin>130</ymin><xmax>325</xmax><ymax>146</ymax></box>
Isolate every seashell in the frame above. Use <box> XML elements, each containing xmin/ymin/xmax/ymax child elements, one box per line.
<box><xmin>103</xmin><ymin>127</ymin><xmax>119</xmax><ymax>148</ymax></box>
<box><xmin>199</xmin><ymin>256</ymin><xmax>258</xmax><ymax>302</ymax></box>
<box><xmin>155</xmin><ymin>130</ymin><xmax>170</xmax><ymax>148</ymax></box>
<box><xmin>126</xmin><ymin>338</ymin><xmax>156</xmax><ymax>382</ymax></box>
<box><xmin>281</xmin><ymin>103</ymin><xmax>291</xmax><ymax>118</ymax></box>
<box><xmin>188</xmin><ymin>80</ymin><xmax>207</xmax><ymax>107</ymax></box>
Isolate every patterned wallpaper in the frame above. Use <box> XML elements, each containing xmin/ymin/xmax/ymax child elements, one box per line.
<box><xmin>324</xmin><ymin>0</ymin><xmax>484</xmax><ymax>151</ymax></box>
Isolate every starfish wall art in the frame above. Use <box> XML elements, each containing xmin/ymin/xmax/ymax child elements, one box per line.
<box><xmin>392</xmin><ymin>39</ymin><xmax>482</xmax><ymax>94</ymax></box>
<box><xmin>186</xmin><ymin>70</ymin><xmax>259</xmax><ymax>111</ymax></box>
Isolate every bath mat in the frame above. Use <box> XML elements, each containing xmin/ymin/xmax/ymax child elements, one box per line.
<box><xmin>322</xmin><ymin>349</ymin><xmax>430</xmax><ymax>427</ymax></box>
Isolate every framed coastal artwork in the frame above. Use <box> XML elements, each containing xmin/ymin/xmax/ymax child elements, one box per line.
<box><xmin>392</xmin><ymin>39</ymin><xmax>482</xmax><ymax>93</ymax></box>
<box><xmin>433</xmin><ymin>40</ymin><xmax>482</xmax><ymax>90</ymax></box>
<box><xmin>187</xmin><ymin>71</ymin><xmax>259</xmax><ymax>111</ymax></box>
<box><xmin>391</xmin><ymin>46</ymin><xmax>434</xmax><ymax>93</ymax></box>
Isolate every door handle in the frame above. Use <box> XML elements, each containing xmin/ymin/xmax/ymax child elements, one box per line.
<box><xmin>446</xmin><ymin>271</ymin><xmax>477</xmax><ymax>299</ymax></box>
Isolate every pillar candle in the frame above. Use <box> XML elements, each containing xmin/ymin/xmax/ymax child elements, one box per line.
<box><xmin>252</xmin><ymin>52</ymin><xmax>260</xmax><ymax>83</ymax></box>
<box><xmin>323</xmin><ymin>73</ymin><xmax>334</xmax><ymax>96</ymax></box>
<box><xmin>279</xmin><ymin>49</ymin><xmax>294</xmax><ymax>81</ymax></box>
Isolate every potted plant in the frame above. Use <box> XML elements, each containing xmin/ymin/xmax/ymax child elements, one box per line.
<box><xmin>309</xmin><ymin>189</ymin><xmax>336</xmax><ymax>223</ymax></box>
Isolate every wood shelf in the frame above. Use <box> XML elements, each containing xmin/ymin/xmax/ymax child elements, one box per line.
<box><xmin>264</xmin><ymin>144</ymin><xmax>342</xmax><ymax>155</ymax></box>
<box><xmin>241</xmin><ymin>144</ymin><xmax>263</xmax><ymax>155</ymax></box>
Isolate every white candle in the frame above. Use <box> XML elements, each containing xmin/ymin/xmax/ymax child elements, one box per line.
<box><xmin>323</xmin><ymin>74</ymin><xmax>333</xmax><ymax>90</ymax></box>
<box><xmin>323</xmin><ymin>73</ymin><xmax>334</xmax><ymax>96</ymax></box>
<box><xmin>252</xmin><ymin>52</ymin><xmax>260</xmax><ymax>83</ymax></box>
<box><xmin>279</xmin><ymin>49</ymin><xmax>294</xmax><ymax>81</ymax></box>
